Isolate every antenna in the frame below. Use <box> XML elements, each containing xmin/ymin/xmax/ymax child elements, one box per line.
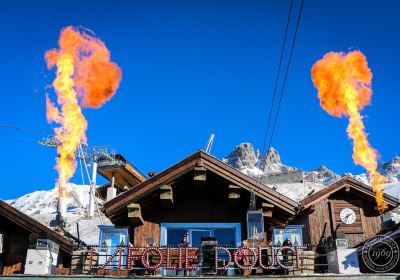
<box><xmin>205</xmin><ymin>133</ymin><xmax>215</xmax><ymax>154</ymax></box>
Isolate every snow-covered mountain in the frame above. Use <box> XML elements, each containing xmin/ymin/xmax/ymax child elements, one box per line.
<box><xmin>222</xmin><ymin>142</ymin><xmax>400</xmax><ymax>201</ymax></box>
<box><xmin>6</xmin><ymin>183</ymin><xmax>112</xmax><ymax>245</ymax></box>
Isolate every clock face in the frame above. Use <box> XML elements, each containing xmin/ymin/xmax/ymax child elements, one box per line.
<box><xmin>340</xmin><ymin>208</ymin><xmax>356</xmax><ymax>224</ymax></box>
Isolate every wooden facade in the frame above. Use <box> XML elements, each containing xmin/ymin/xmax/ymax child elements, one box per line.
<box><xmin>103</xmin><ymin>151</ymin><xmax>298</xmax><ymax>246</ymax></box>
<box><xmin>0</xmin><ymin>200</ymin><xmax>73</xmax><ymax>275</ymax></box>
<box><xmin>295</xmin><ymin>176</ymin><xmax>398</xmax><ymax>248</ymax></box>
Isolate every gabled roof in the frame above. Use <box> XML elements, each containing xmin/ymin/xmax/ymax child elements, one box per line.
<box><xmin>0</xmin><ymin>200</ymin><xmax>74</xmax><ymax>254</ymax></box>
<box><xmin>103</xmin><ymin>150</ymin><xmax>298</xmax><ymax>219</ymax></box>
<box><xmin>299</xmin><ymin>175</ymin><xmax>398</xmax><ymax>210</ymax></box>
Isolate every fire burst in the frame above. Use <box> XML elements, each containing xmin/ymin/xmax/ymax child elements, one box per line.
<box><xmin>311</xmin><ymin>50</ymin><xmax>387</xmax><ymax>213</ymax></box>
<box><xmin>45</xmin><ymin>26</ymin><xmax>122</xmax><ymax>217</ymax></box>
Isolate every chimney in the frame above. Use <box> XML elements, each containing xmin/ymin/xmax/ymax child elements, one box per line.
<box><xmin>106</xmin><ymin>173</ymin><xmax>117</xmax><ymax>201</ymax></box>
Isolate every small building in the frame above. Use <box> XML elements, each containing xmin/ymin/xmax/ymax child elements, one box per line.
<box><xmin>295</xmin><ymin>176</ymin><xmax>398</xmax><ymax>248</ymax></box>
<box><xmin>0</xmin><ymin>200</ymin><xmax>73</xmax><ymax>275</ymax></box>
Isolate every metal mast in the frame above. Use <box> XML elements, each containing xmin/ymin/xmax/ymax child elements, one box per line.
<box><xmin>38</xmin><ymin>135</ymin><xmax>115</xmax><ymax>219</ymax></box>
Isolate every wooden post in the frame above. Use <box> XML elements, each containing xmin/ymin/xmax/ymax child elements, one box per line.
<box><xmin>127</xmin><ymin>203</ymin><xmax>144</xmax><ymax>226</ymax></box>
<box><xmin>160</xmin><ymin>185</ymin><xmax>174</xmax><ymax>209</ymax></box>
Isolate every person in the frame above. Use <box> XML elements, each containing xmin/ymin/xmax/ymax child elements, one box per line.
<box><xmin>177</xmin><ymin>234</ymin><xmax>190</xmax><ymax>276</ymax></box>
<box><xmin>178</xmin><ymin>234</ymin><xmax>190</xmax><ymax>248</ymax></box>
<box><xmin>281</xmin><ymin>238</ymin><xmax>292</xmax><ymax>275</ymax></box>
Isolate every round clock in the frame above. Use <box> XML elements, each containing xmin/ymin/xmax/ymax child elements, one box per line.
<box><xmin>340</xmin><ymin>208</ymin><xmax>356</xmax><ymax>224</ymax></box>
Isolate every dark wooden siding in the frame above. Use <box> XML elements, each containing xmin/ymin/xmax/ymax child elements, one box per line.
<box><xmin>306</xmin><ymin>198</ymin><xmax>332</xmax><ymax>247</ymax></box>
<box><xmin>132</xmin><ymin>172</ymin><xmax>274</xmax><ymax>246</ymax></box>
<box><xmin>0</xmin><ymin>215</ymin><xmax>29</xmax><ymax>275</ymax></box>
<box><xmin>296</xmin><ymin>190</ymin><xmax>385</xmax><ymax>249</ymax></box>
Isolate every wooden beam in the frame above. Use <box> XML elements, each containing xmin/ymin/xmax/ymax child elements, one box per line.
<box><xmin>127</xmin><ymin>203</ymin><xmax>144</xmax><ymax>226</ymax></box>
<box><xmin>345</xmin><ymin>185</ymin><xmax>351</xmax><ymax>193</ymax></box>
<box><xmin>160</xmin><ymin>184</ymin><xmax>174</xmax><ymax>209</ymax></box>
<box><xmin>228</xmin><ymin>185</ymin><xmax>241</xmax><ymax>206</ymax></box>
<box><xmin>193</xmin><ymin>167</ymin><xmax>207</xmax><ymax>187</ymax></box>
<box><xmin>265</xmin><ymin>216</ymin><xmax>286</xmax><ymax>227</ymax></box>
<box><xmin>262</xmin><ymin>202</ymin><xmax>274</xmax><ymax>218</ymax></box>
<box><xmin>228</xmin><ymin>185</ymin><xmax>241</xmax><ymax>199</ymax></box>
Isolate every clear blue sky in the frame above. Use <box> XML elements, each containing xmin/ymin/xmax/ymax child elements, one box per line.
<box><xmin>0</xmin><ymin>0</ymin><xmax>399</xmax><ymax>199</ymax></box>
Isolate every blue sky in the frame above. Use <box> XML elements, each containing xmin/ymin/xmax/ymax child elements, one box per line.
<box><xmin>0</xmin><ymin>0</ymin><xmax>399</xmax><ymax>199</ymax></box>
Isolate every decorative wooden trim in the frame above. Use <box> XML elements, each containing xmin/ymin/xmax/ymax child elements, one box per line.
<box><xmin>127</xmin><ymin>203</ymin><xmax>144</xmax><ymax>226</ymax></box>
<box><xmin>262</xmin><ymin>202</ymin><xmax>274</xmax><ymax>218</ymax></box>
<box><xmin>228</xmin><ymin>185</ymin><xmax>241</xmax><ymax>200</ymax></box>
<box><xmin>159</xmin><ymin>185</ymin><xmax>173</xmax><ymax>209</ymax></box>
<box><xmin>193</xmin><ymin>167</ymin><xmax>207</xmax><ymax>182</ymax></box>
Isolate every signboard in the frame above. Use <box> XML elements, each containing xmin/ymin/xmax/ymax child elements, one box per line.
<box><xmin>88</xmin><ymin>245</ymin><xmax>311</xmax><ymax>271</ymax></box>
<box><xmin>273</xmin><ymin>225</ymin><xmax>303</xmax><ymax>247</ymax></box>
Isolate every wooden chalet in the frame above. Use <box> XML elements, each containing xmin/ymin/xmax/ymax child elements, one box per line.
<box><xmin>103</xmin><ymin>150</ymin><xmax>298</xmax><ymax>247</ymax></box>
<box><xmin>294</xmin><ymin>176</ymin><xmax>398</xmax><ymax>248</ymax></box>
<box><xmin>100</xmin><ymin>151</ymin><xmax>398</xmax><ymax>275</ymax></box>
<box><xmin>0</xmin><ymin>200</ymin><xmax>73</xmax><ymax>275</ymax></box>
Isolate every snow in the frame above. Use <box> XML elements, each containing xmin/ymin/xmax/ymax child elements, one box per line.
<box><xmin>265</xmin><ymin>182</ymin><xmax>326</xmax><ymax>203</ymax></box>
<box><xmin>6</xmin><ymin>183</ymin><xmax>112</xmax><ymax>245</ymax></box>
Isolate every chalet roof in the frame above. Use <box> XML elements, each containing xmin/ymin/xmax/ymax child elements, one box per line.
<box><xmin>103</xmin><ymin>150</ymin><xmax>298</xmax><ymax>220</ymax></box>
<box><xmin>0</xmin><ymin>200</ymin><xmax>74</xmax><ymax>254</ymax></box>
<box><xmin>299</xmin><ymin>175</ymin><xmax>398</xmax><ymax>210</ymax></box>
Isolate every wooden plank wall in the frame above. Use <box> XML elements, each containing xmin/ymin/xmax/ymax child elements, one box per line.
<box><xmin>298</xmin><ymin>191</ymin><xmax>384</xmax><ymax>249</ymax></box>
<box><xmin>133</xmin><ymin>221</ymin><xmax>160</xmax><ymax>246</ymax></box>
<box><xmin>132</xmin><ymin>174</ymin><xmax>250</xmax><ymax>246</ymax></box>
<box><xmin>305</xmin><ymin>198</ymin><xmax>332</xmax><ymax>247</ymax></box>
<box><xmin>0</xmin><ymin>216</ymin><xmax>29</xmax><ymax>275</ymax></box>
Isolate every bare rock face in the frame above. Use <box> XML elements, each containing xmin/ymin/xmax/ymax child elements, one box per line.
<box><xmin>303</xmin><ymin>165</ymin><xmax>341</xmax><ymax>185</ymax></box>
<box><xmin>379</xmin><ymin>156</ymin><xmax>400</xmax><ymax>183</ymax></box>
<box><xmin>222</xmin><ymin>142</ymin><xmax>257</xmax><ymax>169</ymax></box>
<box><xmin>223</xmin><ymin>143</ymin><xmax>295</xmax><ymax>175</ymax></box>
<box><xmin>258</xmin><ymin>147</ymin><xmax>284</xmax><ymax>172</ymax></box>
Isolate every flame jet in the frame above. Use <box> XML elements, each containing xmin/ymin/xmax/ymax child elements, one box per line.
<box><xmin>45</xmin><ymin>26</ymin><xmax>122</xmax><ymax>218</ymax></box>
<box><xmin>311</xmin><ymin>50</ymin><xmax>387</xmax><ymax>213</ymax></box>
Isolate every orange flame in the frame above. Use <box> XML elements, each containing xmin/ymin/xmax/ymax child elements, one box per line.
<box><xmin>45</xmin><ymin>26</ymin><xmax>122</xmax><ymax>211</ymax></box>
<box><xmin>311</xmin><ymin>50</ymin><xmax>387</xmax><ymax>213</ymax></box>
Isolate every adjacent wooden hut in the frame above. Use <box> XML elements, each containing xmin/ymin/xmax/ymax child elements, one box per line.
<box><xmin>294</xmin><ymin>176</ymin><xmax>398</xmax><ymax>248</ymax></box>
<box><xmin>0</xmin><ymin>200</ymin><xmax>73</xmax><ymax>275</ymax></box>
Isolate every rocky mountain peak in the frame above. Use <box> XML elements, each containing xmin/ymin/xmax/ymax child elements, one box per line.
<box><xmin>378</xmin><ymin>156</ymin><xmax>400</xmax><ymax>183</ymax></box>
<box><xmin>264</xmin><ymin>147</ymin><xmax>281</xmax><ymax>165</ymax></box>
<box><xmin>316</xmin><ymin>165</ymin><xmax>329</xmax><ymax>172</ymax></box>
<box><xmin>222</xmin><ymin>142</ymin><xmax>257</xmax><ymax>169</ymax></box>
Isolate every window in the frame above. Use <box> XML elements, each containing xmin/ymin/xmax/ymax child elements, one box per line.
<box><xmin>161</xmin><ymin>223</ymin><xmax>241</xmax><ymax>247</ymax></box>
